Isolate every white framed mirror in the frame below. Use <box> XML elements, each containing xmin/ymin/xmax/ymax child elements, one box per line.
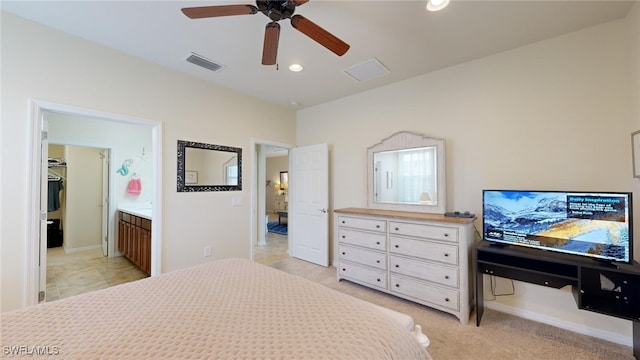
<box><xmin>367</xmin><ymin>131</ymin><xmax>446</xmax><ymax>214</ymax></box>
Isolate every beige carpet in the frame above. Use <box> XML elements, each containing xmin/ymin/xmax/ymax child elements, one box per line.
<box><xmin>270</xmin><ymin>257</ymin><xmax>634</xmax><ymax>360</ymax></box>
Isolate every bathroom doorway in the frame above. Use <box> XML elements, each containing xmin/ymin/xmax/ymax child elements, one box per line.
<box><xmin>29</xmin><ymin>101</ymin><xmax>162</xmax><ymax>305</ymax></box>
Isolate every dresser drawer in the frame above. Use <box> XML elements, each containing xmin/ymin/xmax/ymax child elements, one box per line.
<box><xmin>339</xmin><ymin>245</ymin><xmax>386</xmax><ymax>270</ymax></box>
<box><xmin>390</xmin><ymin>274</ymin><xmax>459</xmax><ymax>311</ymax></box>
<box><xmin>338</xmin><ymin>228</ymin><xmax>386</xmax><ymax>251</ymax></box>
<box><xmin>338</xmin><ymin>216</ymin><xmax>386</xmax><ymax>233</ymax></box>
<box><xmin>390</xmin><ymin>236</ymin><xmax>458</xmax><ymax>265</ymax></box>
<box><xmin>339</xmin><ymin>260</ymin><xmax>387</xmax><ymax>290</ymax></box>
<box><xmin>389</xmin><ymin>255</ymin><xmax>458</xmax><ymax>288</ymax></box>
<box><xmin>389</xmin><ymin>221</ymin><xmax>458</xmax><ymax>243</ymax></box>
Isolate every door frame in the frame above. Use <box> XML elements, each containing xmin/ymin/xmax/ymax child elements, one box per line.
<box><xmin>101</xmin><ymin>148</ymin><xmax>110</xmax><ymax>256</ymax></box>
<box><xmin>249</xmin><ymin>138</ymin><xmax>293</xmax><ymax>261</ymax></box>
<box><xmin>27</xmin><ymin>99</ymin><xmax>163</xmax><ymax>306</ymax></box>
<box><xmin>47</xmin><ymin>142</ymin><xmax>112</xmax><ymax>255</ymax></box>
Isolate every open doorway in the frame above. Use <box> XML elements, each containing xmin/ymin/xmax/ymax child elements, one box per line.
<box><xmin>45</xmin><ymin>144</ymin><xmax>148</xmax><ymax>301</ymax></box>
<box><xmin>252</xmin><ymin>142</ymin><xmax>290</xmax><ymax>265</ymax></box>
<box><xmin>251</xmin><ymin>141</ymin><xmax>330</xmax><ymax>267</ymax></box>
<box><xmin>28</xmin><ymin>101</ymin><xmax>162</xmax><ymax>306</ymax></box>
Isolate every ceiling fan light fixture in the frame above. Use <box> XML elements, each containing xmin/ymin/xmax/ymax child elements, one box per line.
<box><xmin>289</xmin><ymin>64</ymin><xmax>304</xmax><ymax>72</ymax></box>
<box><xmin>426</xmin><ymin>0</ymin><xmax>450</xmax><ymax>12</ymax></box>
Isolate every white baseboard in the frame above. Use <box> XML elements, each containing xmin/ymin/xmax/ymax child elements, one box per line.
<box><xmin>63</xmin><ymin>244</ymin><xmax>102</xmax><ymax>254</ymax></box>
<box><xmin>485</xmin><ymin>302</ymin><xmax>633</xmax><ymax>347</ymax></box>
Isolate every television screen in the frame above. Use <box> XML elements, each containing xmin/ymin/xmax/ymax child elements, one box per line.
<box><xmin>483</xmin><ymin>190</ymin><xmax>633</xmax><ymax>263</ymax></box>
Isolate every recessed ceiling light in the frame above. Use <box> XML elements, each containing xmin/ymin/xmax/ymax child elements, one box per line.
<box><xmin>426</xmin><ymin>0</ymin><xmax>450</xmax><ymax>12</ymax></box>
<box><xmin>289</xmin><ymin>64</ymin><xmax>303</xmax><ymax>72</ymax></box>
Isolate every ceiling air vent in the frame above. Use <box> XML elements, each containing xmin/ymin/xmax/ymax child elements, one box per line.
<box><xmin>186</xmin><ymin>53</ymin><xmax>225</xmax><ymax>73</ymax></box>
<box><xmin>343</xmin><ymin>58</ymin><xmax>390</xmax><ymax>83</ymax></box>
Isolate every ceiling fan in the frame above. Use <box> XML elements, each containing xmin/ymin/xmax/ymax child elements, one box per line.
<box><xmin>181</xmin><ymin>0</ymin><xmax>350</xmax><ymax>66</ymax></box>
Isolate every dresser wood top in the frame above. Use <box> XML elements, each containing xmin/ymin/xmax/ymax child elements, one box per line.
<box><xmin>334</xmin><ymin>207</ymin><xmax>476</xmax><ymax>224</ymax></box>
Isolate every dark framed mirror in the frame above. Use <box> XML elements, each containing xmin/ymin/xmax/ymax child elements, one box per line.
<box><xmin>177</xmin><ymin>140</ymin><xmax>242</xmax><ymax>192</ymax></box>
<box><xmin>280</xmin><ymin>171</ymin><xmax>288</xmax><ymax>187</ymax></box>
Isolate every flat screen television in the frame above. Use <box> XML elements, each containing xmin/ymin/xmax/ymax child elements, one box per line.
<box><xmin>483</xmin><ymin>190</ymin><xmax>633</xmax><ymax>264</ymax></box>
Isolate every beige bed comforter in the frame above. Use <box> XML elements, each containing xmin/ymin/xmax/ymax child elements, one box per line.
<box><xmin>2</xmin><ymin>258</ymin><xmax>431</xmax><ymax>359</ymax></box>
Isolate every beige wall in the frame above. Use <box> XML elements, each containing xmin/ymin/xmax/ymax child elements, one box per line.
<box><xmin>0</xmin><ymin>12</ymin><xmax>296</xmax><ymax>311</ymax></box>
<box><xmin>63</xmin><ymin>146</ymin><xmax>103</xmax><ymax>251</ymax></box>
<box><xmin>632</xmin><ymin>3</ymin><xmax>640</xmax><ymax>129</ymax></box>
<box><xmin>297</xmin><ymin>9</ymin><xmax>639</xmax><ymax>345</ymax></box>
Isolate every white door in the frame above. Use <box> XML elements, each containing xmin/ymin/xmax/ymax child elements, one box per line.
<box><xmin>39</xmin><ymin>119</ymin><xmax>49</xmax><ymax>303</ymax></box>
<box><xmin>289</xmin><ymin>144</ymin><xmax>329</xmax><ymax>266</ymax></box>
<box><xmin>101</xmin><ymin>150</ymin><xmax>110</xmax><ymax>256</ymax></box>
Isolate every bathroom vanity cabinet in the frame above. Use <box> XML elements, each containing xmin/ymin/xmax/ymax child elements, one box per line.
<box><xmin>118</xmin><ymin>211</ymin><xmax>151</xmax><ymax>275</ymax></box>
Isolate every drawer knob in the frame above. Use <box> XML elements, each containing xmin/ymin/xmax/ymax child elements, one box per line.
<box><xmin>444</xmin><ymin>253</ymin><xmax>449</xmax><ymax>257</ymax></box>
<box><xmin>445</xmin><ymin>275</ymin><xmax>450</xmax><ymax>279</ymax></box>
<box><xmin>342</xmin><ymin>268</ymin><xmax>346</xmax><ymax>272</ymax></box>
<box><xmin>376</xmin><ymin>260</ymin><xmax>381</xmax><ymax>263</ymax></box>
<box><xmin>342</xmin><ymin>220</ymin><xmax>345</xmax><ymax>224</ymax></box>
<box><xmin>376</xmin><ymin>225</ymin><xmax>380</xmax><ymax>228</ymax></box>
<box><xmin>395</xmin><ymin>284</ymin><xmax>400</xmax><ymax>288</ymax></box>
<box><xmin>395</xmin><ymin>245</ymin><xmax>399</xmax><ymax>248</ymax></box>
<box><xmin>342</xmin><ymin>235</ymin><xmax>346</xmax><ymax>239</ymax></box>
<box><xmin>444</xmin><ymin>233</ymin><xmax>449</xmax><ymax>237</ymax></box>
<box><xmin>445</xmin><ymin>298</ymin><xmax>450</xmax><ymax>302</ymax></box>
<box><xmin>395</xmin><ymin>264</ymin><xmax>399</xmax><ymax>268</ymax></box>
<box><xmin>377</xmin><ymin>278</ymin><xmax>381</xmax><ymax>282</ymax></box>
<box><xmin>376</xmin><ymin>241</ymin><xmax>380</xmax><ymax>245</ymax></box>
<box><xmin>342</xmin><ymin>252</ymin><xmax>346</xmax><ymax>255</ymax></box>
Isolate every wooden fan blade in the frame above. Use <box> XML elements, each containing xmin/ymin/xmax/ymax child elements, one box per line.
<box><xmin>290</xmin><ymin>15</ymin><xmax>349</xmax><ymax>56</ymax></box>
<box><xmin>290</xmin><ymin>0</ymin><xmax>310</xmax><ymax>5</ymax></box>
<box><xmin>181</xmin><ymin>5</ymin><xmax>258</xmax><ymax>19</ymax></box>
<box><xmin>262</xmin><ymin>22</ymin><xmax>281</xmax><ymax>65</ymax></box>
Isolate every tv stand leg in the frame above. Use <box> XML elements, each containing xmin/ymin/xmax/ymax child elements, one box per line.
<box><xmin>634</xmin><ymin>321</ymin><xmax>639</xmax><ymax>360</ymax></box>
<box><xmin>476</xmin><ymin>268</ymin><xmax>484</xmax><ymax>326</ymax></box>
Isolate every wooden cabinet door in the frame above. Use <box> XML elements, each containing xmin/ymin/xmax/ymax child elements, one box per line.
<box><xmin>118</xmin><ymin>219</ymin><xmax>125</xmax><ymax>253</ymax></box>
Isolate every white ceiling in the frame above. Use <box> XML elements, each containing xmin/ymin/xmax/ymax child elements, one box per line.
<box><xmin>1</xmin><ymin>1</ymin><xmax>635</xmax><ymax>109</ymax></box>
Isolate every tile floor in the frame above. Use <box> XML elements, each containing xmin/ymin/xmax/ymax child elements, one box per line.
<box><xmin>254</xmin><ymin>213</ymin><xmax>289</xmax><ymax>265</ymax></box>
<box><xmin>46</xmin><ymin>247</ymin><xmax>148</xmax><ymax>302</ymax></box>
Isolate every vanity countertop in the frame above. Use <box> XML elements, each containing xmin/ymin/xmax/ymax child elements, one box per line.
<box><xmin>118</xmin><ymin>205</ymin><xmax>152</xmax><ymax>220</ymax></box>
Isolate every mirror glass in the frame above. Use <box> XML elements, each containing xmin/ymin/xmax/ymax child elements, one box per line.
<box><xmin>367</xmin><ymin>132</ymin><xmax>446</xmax><ymax>213</ymax></box>
<box><xmin>177</xmin><ymin>140</ymin><xmax>242</xmax><ymax>192</ymax></box>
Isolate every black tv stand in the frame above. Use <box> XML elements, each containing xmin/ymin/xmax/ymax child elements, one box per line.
<box><xmin>488</xmin><ymin>242</ymin><xmax>510</xmax><ymax>248</ymax></box>
<box><xmin>591</xmin><ymin>257</ymin><xmax>621</xmax><ymax>269</ymax></box>
<box><xmin>475</xmin><ymin>241</ymin><xmax>640</xmax><ymax>359</ymax></box>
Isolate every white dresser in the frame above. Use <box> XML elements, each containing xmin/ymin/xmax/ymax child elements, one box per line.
<box><xmin>335</xmin><ymin>207</ymin><xmax>475</xmax><ymax>324</ymax></box>
<box><xmin>274</xmin><ymin>194</ymin><xmax>288</xmax><ymax>212</ymax></box>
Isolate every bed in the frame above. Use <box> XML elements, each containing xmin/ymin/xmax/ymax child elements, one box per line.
<box><xmin>1</xmin><ymin>258</ymin><xmax>432</xmax><ymax>359</ymax></box>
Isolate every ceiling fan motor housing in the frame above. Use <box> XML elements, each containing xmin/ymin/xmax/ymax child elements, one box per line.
<box><xmin>181</xmin><ymin>0</ymin><xmax>349</xmax><ymax>65</ymax></box>
<box><xmin>257</xmin><ymin>0</ymin><xmax>296</xmax><ymax>21</ymax></box>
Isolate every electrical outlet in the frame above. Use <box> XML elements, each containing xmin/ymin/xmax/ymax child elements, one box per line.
<box><xmin>203</xmin><ymin>246</ymin><xmax>211</xmax><ymax>257</ymax></box>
